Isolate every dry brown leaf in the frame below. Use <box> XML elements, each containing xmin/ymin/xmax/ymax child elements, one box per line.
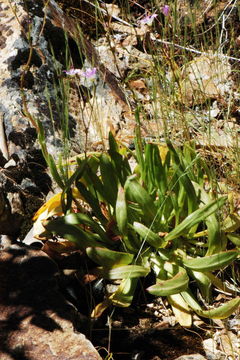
<box><xmin>42</xmin><ymin>240</ymin><xmax>78</xmax><ymax>260</ymax></box>
<box><xmin>236</xmin><ymin>35</ymin><xmax>240</xmax><ymax>47</ymax></box>
<box><xmin>128</xmin><ymin>79</ymin><xmax>147</xmax><ymax>93</ymax></box>
<box><xmin>104</xmin><ymin>3</ymin><xmax>121</xmax><ymax>18</ymax></box>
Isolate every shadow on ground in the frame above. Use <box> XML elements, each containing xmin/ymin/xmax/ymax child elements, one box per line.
<box><xmin>0</xmin><ymin>245</ymin><xmax>100</xmax><ymax>360</ymax></box>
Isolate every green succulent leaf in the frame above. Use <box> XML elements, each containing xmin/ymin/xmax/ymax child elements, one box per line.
<box><xmin>182</xmin><ymin>290</ymin><xmax>240</xmax><ymax>319</ymax></box>
<box><xmin>187</xmin><ymin>269</ymin><xmax>212</xmax><ymax>299</ymax></box>
<box><xmin>116</xmin><ymin>186</ymin><xmax>128</xmax><ymax>234</ymax></box>
<box><xmin>110</xmin><ymin>278</ymin><xmax>138</xmax><ymax>307</ymax></box>
<box><xmin>195</xmin><ymin>297</ymin><xmax>240</xmax><ymax>319</ymax></box>
<box><xmin>147</xmin><ymin>268</ymin><xmax>189</xmax><ymax>296</ymax></box>
<box><xmin>192</xmin><ymin>182</ymin><xmax>225</xmax><ymax>255</ymax></box>
<box><xmin>48</xmin><ymin>154</ymin><xmax>65</xmax><ymax>189</ymax></box>
<box><xmin>76</xmin><ymin>181</ymin><xmax>108</xmax><ymax>225</ymax></box>
<box><xmin>108</xmin><ymin>132</ymin><xmax>131</xmax><ymax>185</ymax></box>
<box><xmin>183</xmin><ymin>250</ymin><xmax>238</xmax><ymax>272</ymax></box>
<box><xmin>86</xmin><ymin>247</ymin><xmax>134</xmax><ymax>267</ymax></box>
<box><xmin>108</xmin><ymin>131</ymin><xmax>119</xmax><ymax>153</ymax></box>
<box><xmin>133</xmin><ymin>222</ymin><xmax>166</xmax><ymax>249</ymax></box>
<box><xmin>125</xmin><ymin>177</ymin><xmax>157</xmax><ymax>221</ymax></box>
<box><xmin>167</xmin><ymin>139</ymin><xmax>198</xmax><ymax>213</ymax></box>
<box><xmin>181</xmin><ymin>289</ymin><xmax>202</xmax><ymax>311</ymax></box>
<box><xmin>97</xmin><ymin>264</ymin><xmax>149</xmax><ymax>279</ymax></box>
<box><xmin>100</xmin><ymin>153</ymin><xmax>118</xmax><ymax>206</ymax></box>
<box><xmin>227</xmin><ymin>233</ymin><xmax>240</xmax><ymax>247</ymax></box>
<box><xmin>168</xmin><ymin>293</ymin><xmax>192</xmax><ymax>327</ymax></box>
<box><xmin>144</xmin><ymin>144</ymin><xmax>167</xmax><ymax>194</ymax></box>
<box><xmin>165</xmin><ymin>196</ymin><xmax>227</xmax><ymax>242</ymax></box>
<box><xmin>45</xmin><ymin>218</ymin><xmax>99</xmax><ymax>249</ymax></box>
<box><xmin>60</xmin><ymin>212</ymin><xmax>111</xmax><ymax>243</ymax></box>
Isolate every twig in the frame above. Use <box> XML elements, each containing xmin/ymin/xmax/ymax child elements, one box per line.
<box><xmin>151</xmin><ymin>35</ymin><xmax>240</xmax><ymax>63</ymax></box>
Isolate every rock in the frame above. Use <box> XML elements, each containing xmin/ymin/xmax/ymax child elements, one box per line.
<box><xmin>0</xmin><ymin>0</ymin><xmax>58</xmax><ymax>237</ymax></box>
<box><xmin>174</xmin><ymin>355</ymin><xmax>207</xmax><ymax>360</ymax></box>
<box><xmin>0</xmin><ymin>245</ymin><xmax>102</xmax><ymax>360</ymax></box>
<box><xmin>217</xmin><ymin>330</ymin><xmax>239</xmax><ymax>359</ymax></box>
<box><xmin>0</xmin><ymin>235</ymin><xmax>14</xmax><ymax>249</ymax></box>
<box><xmin>177</xmin><ymin>53</ymin><xmax>232</xmax><ymax>106</ymax></box>
<box><xmin>202</xmin><ymin>338</ymin><xmax>224</xmax><ymax>360</ymax></box>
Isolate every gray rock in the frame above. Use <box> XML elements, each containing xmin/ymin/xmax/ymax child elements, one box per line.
<box><xmin>0</xmin><ymin>0</ymin><xmax>73</xmax><ymax>237</ymax></box>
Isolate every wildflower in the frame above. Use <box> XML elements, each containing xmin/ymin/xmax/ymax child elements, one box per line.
<box><xmin>161</xmin><ymin>5</ymin><xmax>170</xmax><ymax>16</ymax></box>
<box><xmin>140</xmin><ymin>13</ymin><xmax>158</xmax><ymax>27</ymax></box>
<box><xmin>63</xmin><ymin>68</ymin><xmax>81</xmax><ymax>76</ymax></box>
<box><xmin>81</xmin><ymin>67</ymin><xmax>97</xmax><ymax>80</ymax></box>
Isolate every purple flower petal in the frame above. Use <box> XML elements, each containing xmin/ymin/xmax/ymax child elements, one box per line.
<box><xmin>140</xmin><ymin>13</ymin><xmax>158</xmax><ymax>26</ymax></box>
<box><xmin>161</xmin><ymin>5</ymin><xmax>170</xmax><ymax>16</ymax></box>
<box><xmin>63</xmin><ymin>68</ymin><xmax>81</xmax><ymax>76</ymax></box>
<box><xmin>82</xmin><ymin>67</ymin><xmax>97</xmax><ymax>79</ymax></box>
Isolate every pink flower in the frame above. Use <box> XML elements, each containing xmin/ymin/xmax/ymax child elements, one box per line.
<box><xmin>63</xmin><ymin>68</ymin><xmax>81</xmax><ymax>76</ymax></box>
<box><xmin>140</xmin><ymin>13</ymin><xmax>158</xmax><ymax>26</ymax></box>
<box><xmin>161</xmin><ymin>5</ymin><xmax>170</xmax><ymax>16</ymax></box>
<box><xmin>81</xmin><ymin>67</ymin><xmax>97</xmax><ymax>80</ymax></box>
<box><xmin>63</xmin><ymin>67</ymin><xmax>97</xmax><ymax>83</ymax></box>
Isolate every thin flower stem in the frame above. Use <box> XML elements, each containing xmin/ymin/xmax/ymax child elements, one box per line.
<box><xmin>83</xmin><ymin>0</ymin><xmax>240</xmax><ymax>63</ymax></box>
